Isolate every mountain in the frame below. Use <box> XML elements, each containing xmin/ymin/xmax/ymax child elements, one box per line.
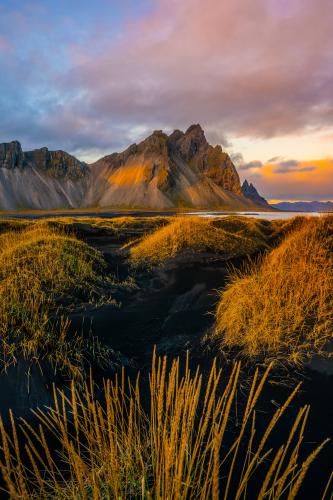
<box><xmin>84</xmin><ymin>125</ymin><xmax>258</xmax><ymax>209</ymax></box>
<box><xmin>0</xmin><ymin>141</ymin><xmax>90</xmax><ymax>210</ymax></box>
<box><xmin>271</xmin><ymin>201</ymin><xmax>333</xmax><ymax>212</ymax></box>
<box><xmin>241</xmin><ymin>180</ymin><xmax>270</xmax><ymax>208</ymax></box>
<box><xmin>0</xmin><ymin>126</ymin><xmax>269</xmax><ymax>210</ymax></box>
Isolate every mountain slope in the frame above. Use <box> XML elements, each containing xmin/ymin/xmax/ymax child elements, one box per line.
<box><xmin>0</xmin><ymin>141</ymin><xmax>89</xmax><ymax>209</ymax></box>
<box><xmin>85</xmin><ymin>125</ymin><xmax>261</xmax><ymax>209</ymax></box>
<box><xmin>0</xmin><ymin>126</ymin><xmax>269</xmax><ymax>210</ymax></box>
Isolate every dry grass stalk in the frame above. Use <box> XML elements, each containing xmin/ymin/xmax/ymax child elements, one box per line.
<box><xmin>0</xmin><ymin>353</ymin><xmax>329</xmax><ymax>499</ymax></box>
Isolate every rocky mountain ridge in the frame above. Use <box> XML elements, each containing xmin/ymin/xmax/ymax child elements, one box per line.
<box><xmin>0</xmin><ymin>125</ymin><xmax>269</xmax><ymax>210</ymax></box>
<box><xmin>241</xmin><ymin>180</ymin><xmax>270</xmax><ymax>208</ymax></box>
<box><xmin>0</xmin><ymin>140</ymin><xmax>87</xmax><ymax>180</ymax></box>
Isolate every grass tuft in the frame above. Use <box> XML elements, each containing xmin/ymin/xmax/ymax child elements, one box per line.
<box><xmin>213</xmin><ymin>216</ymin><xmax>333</xmax><ymax>365</ymax></box>
<box><xmin>0</xmin><ymin>353</ymin><xmax>329</xmax><ymax>499</ymax></box>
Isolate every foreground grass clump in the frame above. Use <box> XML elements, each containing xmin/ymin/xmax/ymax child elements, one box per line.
<box><xmin>130</xmin><ymin>216</ymin><xmax>268</xmax><ymax>265</ymax></box>
<box><xmin>214</xmin><ymin>216</ymin><xmax>333</xmax><ymax>365</ymax></box>
<box><xmin>0</xmin><ymin>222</ymin><xmax>106</xmax><ymax>373</ymax></box>
<box><xmin>0</xmin><ymin>353</ymin><xmax>329</xmax><ymax>499</ymax></box>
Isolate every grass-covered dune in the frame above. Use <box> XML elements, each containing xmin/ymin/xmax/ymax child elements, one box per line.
<box><xmin>43</xmin><ymin>215</ymin><xmax>169</xmax><ymax>234</ymax></box>
<box><xmin>0</xmin><ymin>214</ymin><xmax>332</xmax><ymax>498</ymax></box>
<box><xmin>1</xmin><ymin>214</ymin><xmax>332</xmax><ymax>372</ymax></box>
<box><xmin>0</xmin><ymin>221</ymin><xmax>107</xmax><ymax>375</ymax></box>
<box><xmin>214</xmin><ymin>216</ymin><xmax>333</xmax><ymax>365</ymax></box>
<box><xmin>129</xmin><ymin>216</ymin><xmax>277</xmax><ymax>265</ymax></box>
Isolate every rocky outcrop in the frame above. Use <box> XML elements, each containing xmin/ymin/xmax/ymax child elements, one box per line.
<box><xmin>0</xmin><ymin>141</ymin><xmax>25</xmax><ymax>169</ymax></box>
<box><xmin>168</xmin><ymin>125</ymin><xmax>241</xmax><ymax>194</ymax></box>
<box><xmin>24</xmin><ymin>148</ymin><xmax>87</xmax><ymax>180</ymax></box>
<box><xmin>0</xmin><ymin>141</ymin><xmax>87</xmax><ymax>181</ymax></box>
<box><xmin>0</xmin><ymin>128</ymin><xmax>268</xmax><ymax>210</ymax></box>
<box><xmin>241</xmin><ymin>179</ymin><xmax>270</xmax><ymax>208</ymax></box>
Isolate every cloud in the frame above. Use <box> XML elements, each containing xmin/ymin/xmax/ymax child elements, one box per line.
<box><xmin>274</xmin><ymin>160</ymin><xmax>299</xmax><ymax>168</ymax></box>
<box><xmin>61</xmin><ymin>0</ymin><xmax>333</xmax><ymax>141</ymax></box>
<box><xmin>243</xmin><ymin>159</ymin><xmax>333</xmax><ymax>200</ymax></box>
<box><xmin>265</xmin><ymin>158</ymin><xmax>318</xmax><ymax>173</ymax></box>
<box><xmin>230</xmin><ymin>153</ymin><xmax>245</xmax><ymax>167</ymax></box>
<box><xmin>205</xmin><ymin>129</ymin><xmax>231</xmax><ymax>148</ymax></box>
<box><xmin>239</xmin><ymin>160</ymin><xmax>264</xmax><ymax>170</ymax></box>
<box><xmin>1</xmin><ymin>0</ymin><xmax>333</xmax><ymax>159</ymax></box>
<box><xmin>267</xmin><ymin>156</ymin><xmax>284</xmax><ymax>163</ymax></box>
<box><xmin>274</xmin><ymin>164</ymin><xmax>317</xmax><ymax>174</ymax></box>
<box><xmin>230</xmin><ymin>154</ymin><xmax>264</xmax><ymax>171</ymax></box>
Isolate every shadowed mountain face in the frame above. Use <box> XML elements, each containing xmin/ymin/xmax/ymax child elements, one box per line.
<box><xmin>0</xmin><ymin>141</ymin><xmax>87</xmax><ymax>179</ymax></box>
<box><xmin>0</xmin><ymin>126</ymin><xmax>268</xmax><ymax>210</ymax></box>
<box><xmin>241</xmin><ymin>180</ymin><xmax>270</xmax><ymax>208</ymax></box>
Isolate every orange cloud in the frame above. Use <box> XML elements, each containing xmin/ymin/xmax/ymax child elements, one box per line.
<box><xmin>245</xmin><ymin>159</ymin><xmax>333</xmax><ymax>201</ymax></box>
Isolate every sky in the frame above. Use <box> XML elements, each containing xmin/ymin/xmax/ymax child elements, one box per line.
<box><xmin>0</xmin><ymin>0</ymin><xmax>332</xmax><ymax>201</ymax></box>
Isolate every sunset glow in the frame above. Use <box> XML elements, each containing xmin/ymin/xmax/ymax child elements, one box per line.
<box><xmin>241</xmin><ymin>158</ymin><xmax>333</xmax><ymax>201</ymax></box>
<box><xmin>0</xmin><ymin>0</ymin><xmax>332</xmax><ymax>200</ymax></box>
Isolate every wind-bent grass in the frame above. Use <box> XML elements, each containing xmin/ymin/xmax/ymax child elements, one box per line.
<box><xmin>0</xmin><ymin>352</ymin><xmax>329</xmax><ymax>499</ymax></box>
<box><xmin>214</xmin><ymin>216</ymin><xmax>333</xmax><ymax>365</ymax></box>
<box><xmin>130</xmin><ymin>216</ymin><xmax>271</xmax><ymax>266</ymax></box>
<box><xmin>0</xmin><ymin>221</ymin><xmax>107</xmax><ymax>375</ymax></box>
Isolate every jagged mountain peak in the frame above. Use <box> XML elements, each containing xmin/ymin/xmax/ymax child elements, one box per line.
<box><xmin>0</xmin><ymin>140</ymin><xmax>24</xmax><ymax>169</ymax></box>
<box><xmin>174</xmin><ymin>124</ymin><xmax>208</xmax><ymax>162</ymax></box>
<box><xmin>185</xmin><ymin>123</ymin><xmax>205</xmax><ymax>135</ymax></box>
<box><xmin>86</xmin><ymin>125</ymin><xmax>256</xmax><ymax>208</ymax></box>
<box><xmin>241</xmin><ymin>179</ymin><xmax>269</xmax><ymax>208</ymax></box>
<box><xmin>0</xmin><ymin>140</ymin><xmax>87</xmax><ymax>180</ymax></box>
<box><xmin>0</xmin><ymin>127</ymin><xmax>269</xmax><ymax>210</ymax></box>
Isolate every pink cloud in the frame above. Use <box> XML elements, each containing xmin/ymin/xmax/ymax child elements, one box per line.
<box><xmin>61</xmin><ymin>0</ymin><xmax>333</xmax><ymax>139</ymax></box>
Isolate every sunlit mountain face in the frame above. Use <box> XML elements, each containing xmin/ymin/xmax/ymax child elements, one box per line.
<box><xmin>0</xmin><ymin>0</ymin><xmax>332</xmax><ymax>201</ymax></box>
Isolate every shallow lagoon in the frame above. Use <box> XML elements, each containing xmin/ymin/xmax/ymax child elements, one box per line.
<box><xmin>187</xmin><ymin>210</ymin><xmax>323</xmax><ymax>220</ymax></box>
<box><xmin>0</xmin><ymin>209</ymin><xmax>325</xmax><ymax>220</ymax></box>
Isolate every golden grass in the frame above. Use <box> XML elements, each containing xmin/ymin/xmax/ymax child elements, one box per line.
<box><xmin>0</xmin><ymin>352</ymin><xmax>329</xmax><ymax>499</ymax></box>
<box><xmin>0</xmin><ymin>216</ymin><xmax>170</xmax><ymax>241</ymax></box>
<box><xmin>0</xmin><ymin>221</ymin><xmax>106</xmax><ymax>374</ymax></box>
<box><xmin>43</xmin><ymin>215</ymin><xmax>170</xmax><ymax>234</ymax></box>
<box><xmin>130</xmin><ymin>216</ymin><xmax>270</xmax><ymax>266</ymax></box>
<box><xmin>214</xmin><ymin>216</ymin><xmax>333</xmax><ymax>365</ymax></box>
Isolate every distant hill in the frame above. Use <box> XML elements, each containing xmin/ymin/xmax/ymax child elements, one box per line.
<box><xmin>0</xmin><ymin>125</ymin><xmax>269</xmax><ymax>210</ymax></box>
<box><xmin>270</xmin><ymin>201</ymin><xmax>333</xmax><ymax>212</ymax></box>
